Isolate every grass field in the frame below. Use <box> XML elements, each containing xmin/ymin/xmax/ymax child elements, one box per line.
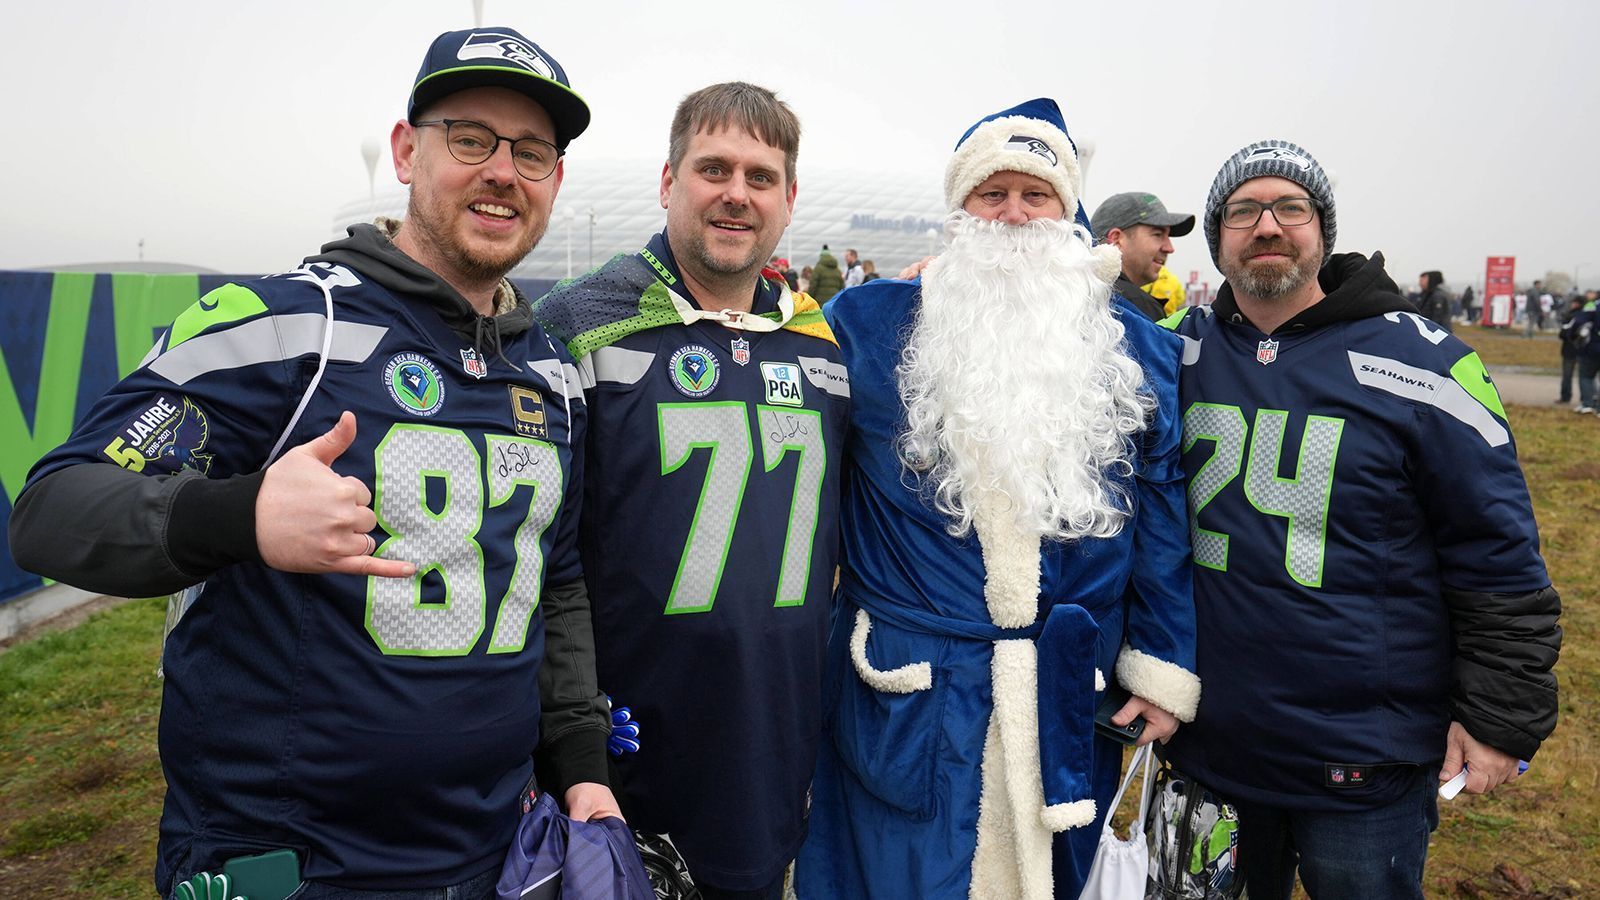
<box><xmin>1</xmin><ymin>400</ymin><xmax>1594</xmax><ymax>898</ymax></box>
<box><xmin>1458</xmin><ymin>324</ymin><xmax>1566</xmax><ymax>375</ymax></box>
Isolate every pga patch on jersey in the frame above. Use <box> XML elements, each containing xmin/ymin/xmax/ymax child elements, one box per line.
<box><xmin>761</xmin><ymin>362</ymin><xmax>805</xmax><ymax>407</ymax></box>
<box><xmin>101</xmin><ymin>394</ymin><xmax>214</xmax><ymax>475</ymax></box>
<box><xmin>668</xmin><ymin>344</ymin><xmax>720</xmax><ymax>398</ymax></box>
<box><xmin>385</xmin><ymin>352</ymin><xmax>446</xmax><ymax>416</ymax></box>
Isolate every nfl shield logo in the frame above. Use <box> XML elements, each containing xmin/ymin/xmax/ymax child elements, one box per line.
<box><xmin>1331</xmin><ymin>767</ymin><xmax>1345</xmax><ymax>783</ymax></box>
<box><xmin>731</xmin><ymin>337</ymin><xmax>751</xmax><ymax>366</ymax></box>
<box><xmin>461</xmin><ymin>348</ymin><xmax>488</xmax><ymax>379</ymax></box>
<box><xmin>1256</xmin><ymin>338</ymin><xmax>1279</xmax><ymax>365</ymax></box>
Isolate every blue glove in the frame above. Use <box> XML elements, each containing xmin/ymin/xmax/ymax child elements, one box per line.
<box><xmin>607</xmin><ymin>698</ymin><xmax>641</xmax><ymax>756</ymax></box>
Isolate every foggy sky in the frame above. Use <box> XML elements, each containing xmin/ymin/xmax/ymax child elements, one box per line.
<box><xmin>5</xmin><ymin>0</ymin><xmax>1598</xmax><ymax>292</ymax></box>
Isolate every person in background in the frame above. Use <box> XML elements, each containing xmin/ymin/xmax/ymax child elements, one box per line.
<box><xmin>1090</xmin><ymin>190</ymin><xmax>1195</xmax><ymax>320</ymax></box>
<box><xmin>811</xmin><ymin>245</ymin><xmax>844</xmax><ymax>301</ymax></box>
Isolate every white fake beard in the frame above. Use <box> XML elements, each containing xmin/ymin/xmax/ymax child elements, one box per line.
<box><xmin>897</xmin><ymin>212</ymin><xmax>1155</xmax><ymax>541</ymax></box>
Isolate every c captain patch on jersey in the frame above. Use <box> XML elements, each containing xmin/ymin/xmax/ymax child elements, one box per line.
<box><xmin>509</xmin><ymin>385</ymin><xmax>548</xmax><ymax>439</ymax></box>
<box><xmin>761</xmin><ymin>362</ymin><xmax>805</xmax><ymax>407</ymax></box>
<box><xmin>385</xmin><ymin>352</ymin><xmax>446</xmax><ymax>416</ymax></box>
<box><xmin>668</xmin><ymin>344</ymin><xmax>721</xmax><ymax>398</ymax></box>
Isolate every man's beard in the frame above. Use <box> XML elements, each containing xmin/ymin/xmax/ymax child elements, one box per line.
<box><xmin>897</xmin><ymin>212</ymin><xmax>1154</xmax><ymax>541</ymax></box>
<box><xmin>405</xmin><ymin>183</ymin><xmax>546</xmax><ymax>284</ymax></box>
<box><xmin>1222</xmin><ymin>236</ymin><xmax>1319</xmax><ymax>300</ymax></box>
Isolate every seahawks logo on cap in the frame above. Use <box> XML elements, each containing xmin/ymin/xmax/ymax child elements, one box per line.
<box><xmin>457</xmin><ymin>31</ymin><xmax>556</xmax><ymax>79</ymax></box>
<box><xmin>1242</xmin><ymin>146</ymin><xmax>1312</xmax><ymax>171</ymax></box>
<box><xmin>1004</xmin><ymin>135</ymin><xmax>1057</xmax><ymax>166</ymax></box>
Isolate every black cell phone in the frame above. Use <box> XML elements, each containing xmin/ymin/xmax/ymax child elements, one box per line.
<box><xmin>1094</xmin><ymin>685</ymin><xmax>1147</xmax><ymax>744</ymax></box>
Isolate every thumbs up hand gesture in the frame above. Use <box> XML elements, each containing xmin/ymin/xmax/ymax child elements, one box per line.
<box><xmin>256</xmin><ymin>411</ymin><xmax>416</xmax><ymax>579</ymax></box>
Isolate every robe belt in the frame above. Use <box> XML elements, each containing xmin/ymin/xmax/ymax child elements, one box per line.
<box><xmin>850</xmin><ymin>590</ymin><xmax>1045</xmax><ymax>643</ymax></box>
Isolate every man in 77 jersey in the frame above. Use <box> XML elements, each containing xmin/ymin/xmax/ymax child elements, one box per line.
<box><xmin>1161</xmin><ymin>139</ymin><xmax>1561</xmax><ymax>900</ymax></box>
<box><xmin>9</xmin><ymin>27</ymin><xmax>618</xmax><ymax>898</ymax></box>
<box><xmin>534</xmin><ymin>82</ymin><xmax>846</xmax><ymax>899</ymax></box>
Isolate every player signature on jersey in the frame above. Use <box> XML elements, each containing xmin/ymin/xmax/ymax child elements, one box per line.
<box><xmin>767</xmin><ymin>412</ymin><xmax>812</xmax><ymax>443</ymax></box>
<box><xmin>494</xmin><ymin>440</ymin><xmax>543</xmax><ymax>478</ymax></box>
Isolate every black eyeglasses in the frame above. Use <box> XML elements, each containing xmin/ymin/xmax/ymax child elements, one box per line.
<box><xmin>1219</xmin><ymin>197</ymin><xmax>1319</xmax><ymax>230</ymax></box>
<box><xmin>414</xmin><ymin>119</ymin><xmax>562</xmax><ymax>182</ymax></box>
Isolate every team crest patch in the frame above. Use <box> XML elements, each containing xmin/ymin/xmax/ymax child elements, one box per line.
<box><xmin>508</xmin><ymin>385</ymin><xmax>548</xmax><ymax>438</ymax></box>
<box><xmin>461</xmin><ymin>347</ymin><xmax>488</xmax><ymax>379</ymax></box>
<box><xmin>1004</xmin><ymin>134</ymin><xmax>1058</xmax><ymax>166</ymax></box>
<box><xmin>731</xmin><ymin>337</ymin><xmax>751</xmax><ymax>366</ymax></box>
<box><xmin>102</xmin><ymin>394</ymin><xmax>214</xmax><ymax>475</ymax></box>
<box><xmin>761</xmin><ymin>361</ymin><xmax>804</xmax><ymax>407</ymax></box>
<box><xmin>456</xmin><ymin>31</ymin><xmax>556</xmax><ymax>79</ymax></box>
<box><xmin>668</xmin><ymin>344</ymin><xmax>720</xmax><ymax>398</ymax></box>
<box><xmin>1256</xmin><ymin>339</ymin><xmax>1280</xmax><ymax>365</ymax></box>
<box><xmin>385</xmin><ymin>353</ymin><xmax>446</xmax><ymax>416</ymax></box>
<box><xmin>1242</xmin><ymin>146</ymin><xmax>1313</xmax><ymax>171</ymax></box>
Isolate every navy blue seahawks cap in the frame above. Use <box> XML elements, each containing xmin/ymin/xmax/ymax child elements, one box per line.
<box><xmin>408</xmin><ymin>27</ymin><xmax>591</xmax><ymax>149</ymax></box>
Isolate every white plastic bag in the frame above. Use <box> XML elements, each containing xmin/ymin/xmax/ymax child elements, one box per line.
<box><xmin>1081</xmin><ymin>743</ymin><xmax>1154</xmax><ymax>900</ymax></box>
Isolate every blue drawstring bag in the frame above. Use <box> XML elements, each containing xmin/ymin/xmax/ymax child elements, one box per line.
<box><xmin>498</xmin><ymin>792</ymin><xmax>654</xmax><ymax>900</ymax></box>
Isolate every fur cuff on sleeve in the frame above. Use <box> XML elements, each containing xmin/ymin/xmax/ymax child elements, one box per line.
<box><xmin>1041</xmin><ymin>798</ymin><xmax>1097</xmax><ymax>831</ymax></box>
<box><xmin>850</xmin><ymin>609</ymin><xmax>932</xmax><ymax>693</ymax></box>
<box><xmin>1116</xmin><ymin>644</ymin><xmax>1200</xmax><ymax>722</ymax></box>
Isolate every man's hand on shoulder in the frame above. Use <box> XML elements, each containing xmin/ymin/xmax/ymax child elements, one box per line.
<box><xmin>565</xmin><ymin>781</ymin><xmax>624</xmax><ymax>823</ymax></box>
<box><xmin>256</xmin><ymin>411</ymin><xmax>415</xmax><ymax>579</ymax></box>
<box><xmin>1440</xmin><ymin>720</ymin><xmax>1521</xmax><ymax>795</ymax></box>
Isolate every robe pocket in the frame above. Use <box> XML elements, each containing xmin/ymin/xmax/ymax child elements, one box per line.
<box><xmin>829</xmin><ymin>610</ymin><xmax>947</xmax><ymax>820</ymax></box>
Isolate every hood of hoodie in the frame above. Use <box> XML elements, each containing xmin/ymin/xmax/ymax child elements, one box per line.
<box><xmin>308</xmin><ymin>221</ymin><xmax>535</xmax><ymax>359</ymax></box>
<box><xmin>1209</xmin><ymin>251</ymin><xmax>1414</xmax><ymax>335</ymax></box>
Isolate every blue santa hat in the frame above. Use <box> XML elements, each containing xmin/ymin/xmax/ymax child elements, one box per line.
<box><xmin>944</xmin><ymin>97</ymin><xmax>1093</xmax><ymax>232</ymax></box>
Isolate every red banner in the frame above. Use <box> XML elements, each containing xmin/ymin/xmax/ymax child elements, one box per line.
<box><xmin>1483</xmin><ymin>256</ymin><xmax>1516</xmax><ymax>327</ymax></box>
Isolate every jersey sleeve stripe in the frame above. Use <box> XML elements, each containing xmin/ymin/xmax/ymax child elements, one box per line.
<box><xmin>148</xmin><ymin>314</ymin><xmax>387</xmax><ymax>385</ymax></box>
<box><xmin>589</xmin><ymin>345</ymin><xmax>655</xmax><ymax>386</ymax></box>
<box><xmin>1347</xmin><ymin>351</ymin><xmax>1509</xmax><ymax>447</ymax></box>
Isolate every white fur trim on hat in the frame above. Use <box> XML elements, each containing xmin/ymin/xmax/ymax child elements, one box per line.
<box><xmin>1115</xmin><ymin>644</ymin><xmax>1201</xmax><ymax>722</ymax></box>
<box><xmin>945</xmin><ymin>115</ymin><xmax>1082</xmax><ymax>214</ymax></box>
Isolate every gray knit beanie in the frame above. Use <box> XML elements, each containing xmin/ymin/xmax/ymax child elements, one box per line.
<box><xmin>1204</xmin><ymin>139</ymin><xmax>1336</xmax><ymax>267</ymax></box>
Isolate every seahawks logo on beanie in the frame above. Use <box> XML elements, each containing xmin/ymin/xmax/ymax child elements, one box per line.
<box><xmin>1241</xmin><ymin>145</ymin><xmax>1312</xmax><ymax>171</ymax></box>
<box><xmin>1004</xmin><ymin>135</ymin><xmax>1058</xmax><ymax>166</ymax></box>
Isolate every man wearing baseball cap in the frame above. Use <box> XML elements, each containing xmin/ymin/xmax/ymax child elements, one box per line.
<box><xmin>1091</xmin><ymin>191</ymin><xmax>1195</xmax><ymax>320</ymax></box>
<box><xmin>10</xmin><ymin>26</ymin><xmax>617</xmax><ymax>898</ymax></box>
<box><xmin>1160</xmin><ymin>139</ymin><xmax>1561</xmax><ymax>899</ymax></box>
<box><xmin>795</xmin><ymin>97</ymin><xmax>1198</xmax><ymax>900</ymax></box>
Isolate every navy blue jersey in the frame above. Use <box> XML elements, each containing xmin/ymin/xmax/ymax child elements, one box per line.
<box><xmin>1162</xmin><ymin>297</ymin><xmax>1550</xmax><ymax>808</ymax></box>
<box><xmin>536</xmin><ymin>235</ymin><xmax>848</xmax><ymax>891</ymax></box>
<box><xmin>28</xmin><ymin>260</ymin><xmax>586</xmax><ymax>889</ymax></box>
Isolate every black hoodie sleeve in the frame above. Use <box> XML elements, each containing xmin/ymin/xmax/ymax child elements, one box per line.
<box><xmin>1446</xmin><ymin>584</ymin><xmax>1562</xmax><ymax>760</ymax></box>
<box><xmin>534</xmin><ymin>577</ymin><xmax>612</xmax><ymax>794</ymax></box>
<box><xmin>9</xmin><ymin>463</ymin><xmax>265</xmax><ymax>597</ymax></box>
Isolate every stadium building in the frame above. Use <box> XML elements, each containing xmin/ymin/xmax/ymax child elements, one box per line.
<box><xmin>332</xmin><ymin>158</ymin><xmax>949</xmax><ymax>281</ymax></box>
